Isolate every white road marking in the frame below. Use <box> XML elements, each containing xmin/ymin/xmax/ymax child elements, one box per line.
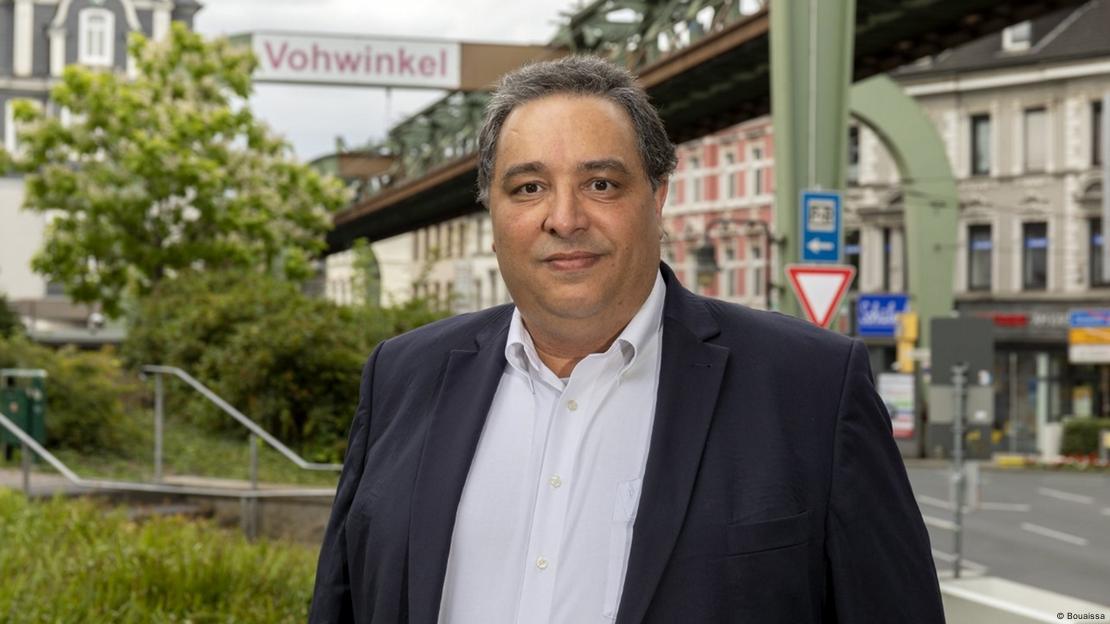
<box><xmin>977</xmin><ymin>502</ymin><xmax>1031</xmax><ymax>512</ymax></box>
<box><xmin>1020</xmin><ymin>522</ymin><xmax>1089</xmax><ymax>546</ymax></box>
<box><xmin>1101</xmin><ymin>507</ymin><xmax>1110</xmax><ymax>517</ymax></box>
<box><xmin>917</xmin><ymin>495</ymin><xmax>952</xmax><ymax>510</ymax></box>
<box><xmin>930</xmin><ymin>548</ymin><xmax>988</xmax><ymax>573</ymax></box>
<box><xmin>1036</xmin><ymin>487</ymin><xmax>1094</xmax><ymax>504</ymax></box>
<box><xmin>922</xmin><ymin>515</ymin><xmax>958</xmax><ymax>531</ymax></box>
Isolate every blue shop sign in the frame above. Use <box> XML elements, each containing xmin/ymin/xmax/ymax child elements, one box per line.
<box><xmin>857</xmin><ymin>294</ymin><xmax>910</xmax><ymax>338</ymax></box>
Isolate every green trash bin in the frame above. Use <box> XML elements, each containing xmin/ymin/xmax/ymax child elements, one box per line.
<box><xmin>1</xmin><ymin>369</ymin><xmax>47</xmax><ymax>462</ymax></box>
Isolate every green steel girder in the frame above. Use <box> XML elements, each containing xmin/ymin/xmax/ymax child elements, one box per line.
<box><xmin>850</xmin><ymin>75</ymin><xmax>958</xmax><ymax>345</ymax></box>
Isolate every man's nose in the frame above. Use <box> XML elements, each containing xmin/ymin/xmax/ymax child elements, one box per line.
<box><xmin>542</xmin><ymin>187</ymin><xmax>589</xmax><ymax>238</ymax></box>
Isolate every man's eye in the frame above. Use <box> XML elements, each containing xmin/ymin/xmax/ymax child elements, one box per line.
<box><xmin>518</xmin><ymin>182</ymin><xmax>541</xmax><ymax>194</ymax></box>
<box><xmin>590</xmin><ymin>179</ymin><xmax>614</xmax><ymax>192</ymax></box>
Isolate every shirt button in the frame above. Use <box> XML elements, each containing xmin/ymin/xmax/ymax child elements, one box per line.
<box><xmin>549</xmin><ymin>474</ymin><xmax>562</xmax><ymax>488</ymax></box>
<box><xmin>536</xmin><ymin>556</ymin><xmax>549</xmax><ymax>570</ymax></box>
<box><xmin>567</xmin><ymin>399</ymin><xmax>578</xmax><ymax>411</ymax></box>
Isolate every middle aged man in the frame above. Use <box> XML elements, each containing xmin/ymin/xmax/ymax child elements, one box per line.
<box><xmin>309</xmin><ymin>56</ymin><xmax>945</xmax><ymax>624</ymax></box>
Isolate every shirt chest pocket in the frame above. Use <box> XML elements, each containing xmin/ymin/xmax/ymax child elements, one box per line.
<box><xmin>602</xmin><ymin>477</ymin><xmax>642</xmax><ymax>621</ymax></box>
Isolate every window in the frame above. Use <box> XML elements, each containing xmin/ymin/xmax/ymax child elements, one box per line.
<box><xmin>967</xmin><ymin>224</ymin><xmax>992</xmax><ymax>291</ymax></box>
<box><xmin>750</xmin><ymin>242</ymin><xmax>764</xmax><ymax>298</ymax></box>
<box><xmin>847</xmin><ymin>126</ymin><xmax>860</xmax><ymax>185</ymax></box>
<box><xmin>1093</xmin><ymin>100</ymin><xmax>1103</xmax><ymax>167</ymax></box>
<box><xmin>1091</xmin><ymin>218</ymin><xmax>1107</xmax><ymax>287</ymax></box>
<box><xmin>1002</xmin><ymin>21</ymin><xmax>1031</xmax><ymax>52</ymax></box>
<box><xmin>971</xmin><ymin>114</ymin><xmax>991</xmax><ymax>176</ymax></box>
<box><xmin>1023</xmin><ymin>107</ymin><xmax>1046</xmax><ymax>172</ymax></box>
<box><xmin>693</xmin><ymin>176</ymin><xmax>702</xmax><ymax>202</ymax></box>
<box><xmin>1022</xmin><ymin>222</ymin><xmax>1048</xmax><ymax>290</ymax></box>
<box><xmin>844</xmin><ymin>229</ymin><xmax>861</xmax><ymax>290</ymax></box>
<box><xmin>79</xmin><ymin>8</ymin><xmax>115</xmax><ymax>67</ymax></box>
<box><xmin>751</xmin><ymin>145</ymin><xmax>765</xmax><ymax>196</ymax></box>
<box><xmin>726</xmin><ymin>172</ymin><xmax>736</xmax><ymax>198</ymax></box>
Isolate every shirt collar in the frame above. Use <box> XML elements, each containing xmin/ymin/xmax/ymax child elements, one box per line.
<box><xmin>505</xmin><ymin>270</ymin><xmax>666</xmax><ymax>392</ymax></box>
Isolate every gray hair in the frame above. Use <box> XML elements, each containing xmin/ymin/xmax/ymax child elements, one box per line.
<box><xmin>476</xmin><ymin>55</ymin><xmax>677</xmax><ymax>207</ymax></box>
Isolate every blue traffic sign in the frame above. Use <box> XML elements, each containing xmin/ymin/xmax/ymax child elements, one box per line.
<box><xmin>1069</xmin><ymin>309</ymin><xmax>1110</xmax><ymax>328</ymax></box>
<box><xmin>857</xmin><ymin>294</ymin><xmax>910</xmax><ymax>338</ymax></box>
<box><xmin>800</xmin><ymin>190</ymin><xmax>842</xmax><ymax>263</ymax></box>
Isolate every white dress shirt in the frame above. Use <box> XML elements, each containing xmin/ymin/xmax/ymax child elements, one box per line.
<box><xmin>437</xmin><ymin>271</ymin><xmax>666</xmax><ymax>624</ymax></box>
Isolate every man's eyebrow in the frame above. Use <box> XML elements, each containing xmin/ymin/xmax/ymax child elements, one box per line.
<box><xmin>501</xmin><ymin>161</ymin><xmax>547</xmax><ymax>180</ymax></box>
<box><xmin>578</xmin><ymin>159</ymin><xmax>631</xmax><ymax>175</ymax></box>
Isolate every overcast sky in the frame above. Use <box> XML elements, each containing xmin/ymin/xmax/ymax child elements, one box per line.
<box><xmin>195</xmin><ymin>0</ymin><xmax>578</xmax><ymax>160</ymax></box>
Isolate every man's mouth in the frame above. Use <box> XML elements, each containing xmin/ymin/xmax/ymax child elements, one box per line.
<box><xmin>543</xmin><ymin>251</ymin><xmax>601</xmax><ymax>271</ymax></box>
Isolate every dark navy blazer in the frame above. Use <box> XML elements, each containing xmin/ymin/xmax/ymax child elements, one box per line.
<box><xmin>309</xmin><ymin>263</ymin><xmax>945</xmax><ymax>624</ymax></box>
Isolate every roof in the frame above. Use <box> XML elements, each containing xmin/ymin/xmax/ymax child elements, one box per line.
<box><xmin>896</xmin><ymin>0</ymin><xmax>1110</xmax><ymax>78</ymax></box>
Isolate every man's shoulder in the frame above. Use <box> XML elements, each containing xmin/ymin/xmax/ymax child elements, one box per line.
<box><xmin>374</xmin><ymin>303</ymin><xmax>513</xmax><ymax>364</ymax></box>
<box><xmin>692</xmin><ymin>295</ymin><xmax>856</xmax><ymax>360</ymax></box>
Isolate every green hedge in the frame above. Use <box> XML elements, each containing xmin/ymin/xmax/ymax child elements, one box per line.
<box><xmin>0</xmin><ymin>489</ymin><xmax>315</xmax><ymax>623</ymax></box>
<box><xmin>0</xmin><ymin>337</ymin><xmax>142</xmax><ymax>454</ymax></box>
<box><xmin>1061</xmin><ymin>418</ymin><xmax>1110</xmax><ymax>457</ymax></box>
<box><xmin>123</xmin><ymin>270</ymin><xmax>445</xmax><ymax>462</ymax></box>
<box><xmin>0</xmin><ymin>293</ymin><xmax>20</xmax><ymax>338</ymax></box>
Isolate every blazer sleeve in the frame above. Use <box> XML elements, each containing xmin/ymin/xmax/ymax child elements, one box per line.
<box><xmin>824</xmin><ymin>339</ymin><xmax>946</xmax><ymax>623</ymax></box>
<box><xmin>308</xmin><ymin>342</ymin><xmax>385</xmax><ymax>624</ymax></box>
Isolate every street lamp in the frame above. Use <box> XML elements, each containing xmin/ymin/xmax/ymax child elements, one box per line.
<box><xmin>694</xmin><ymin>218</ymin><xmax>785</xmax><ymax>310</ymax></box>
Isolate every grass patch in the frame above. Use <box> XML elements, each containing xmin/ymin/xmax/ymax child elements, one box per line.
<box><xmin>0</xmin><ymin>489</ymin><xmax>317</xmax><ymax>623</ymax></box>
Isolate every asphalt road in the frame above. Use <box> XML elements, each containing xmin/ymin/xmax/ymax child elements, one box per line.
<box><xmin>906</xmin><ymin>463</ymin><xmax>1110</xmax><ymax>606</ymax></box>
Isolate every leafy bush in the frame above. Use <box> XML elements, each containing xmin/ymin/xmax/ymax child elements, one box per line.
<box><xmin>0</xmin><ymin>293</ymin><xmax>20</xmax><ymax>338</ymax></box>
<box><xmin>0</xmin><ymin>490</ymin><xmax>316</xmax><ymax>623</ymax></box>
<box><xmin>123</xmin><ymin>270</ymin><xmax>445</xmax><ymax>461</ymax></box>
<box><xmin>1061</xmin><ymin>417</ymin><xmax>1110</xmax><ymax>456</ymax></box>
<box><xmin>0</xmin><ymin>336</ymin><xmax>141</xmax><ymax>454</ymax></box>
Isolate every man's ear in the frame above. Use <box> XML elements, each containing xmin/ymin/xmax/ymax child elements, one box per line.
<box><xmin>653</xmin><ymin>180</ymin><xmax>669</xmax><ymax>219</ymax></box>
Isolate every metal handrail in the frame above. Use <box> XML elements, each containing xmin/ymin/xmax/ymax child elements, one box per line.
<box><xmin>0</xmin><ymin>410</ymin><xmax>335</xmax><ymax>500</ymax></box>
<box><xmin>141</xmin><ymin>365</ymin><xmax>342</xmax><ymax>472</ymax></box>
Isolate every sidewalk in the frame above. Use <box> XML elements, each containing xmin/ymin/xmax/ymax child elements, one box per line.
<box><xmin>0</xmin><ymin>467</ymin><xmax>91</xmax><ymax>497</ymax></box>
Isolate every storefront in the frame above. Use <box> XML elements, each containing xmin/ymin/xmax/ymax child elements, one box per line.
<box><xmin>957</xmin><ymin>301</ymin><xmax>1109</xmax><ymax>454</ymax></box>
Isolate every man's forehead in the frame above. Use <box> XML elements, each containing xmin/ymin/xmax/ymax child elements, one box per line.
<box><xmin>494</xmin><ymin>94</ymin><xmax>642</xmax><ymax>173</ymax></box>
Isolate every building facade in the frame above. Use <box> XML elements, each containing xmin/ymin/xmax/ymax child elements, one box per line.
<box><xmin>887</xmin><ymin>1</ymin><xmax>1110</xmax><ymax>445</ymax></box>
<box><xmin>0</xmin><ymin>0</ymin><xmax>200</xmax><ymax>341</ymax></box>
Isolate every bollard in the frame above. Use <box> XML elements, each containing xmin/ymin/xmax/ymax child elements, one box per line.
<box><xmin>951</xmin><ymin>362</ymin><xmax>969</xmax><ymax>579</ymax></box>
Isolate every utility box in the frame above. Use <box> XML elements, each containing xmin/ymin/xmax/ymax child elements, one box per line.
<box><xmin>927</xmin><ymin>318</ymin><xmax>995</xmax><ymax>460</ymax></box>
<box><xmin>0</xmin><ymin>369</ymin><xmax>47</xmax><ymax>460</ymax></box>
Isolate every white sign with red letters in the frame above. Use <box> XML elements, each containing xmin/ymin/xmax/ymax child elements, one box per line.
<box><xmin>252</xmin><ymin>33</ymin><xmax>461</xmax><ymax>89</ymax></box>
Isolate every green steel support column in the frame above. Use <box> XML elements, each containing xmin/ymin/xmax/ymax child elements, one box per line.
<box><xmin>770</xmin><ymin>0</ymin><xmax>856</xmax><ymax>317</ymax></box>
<box><xmin>849</xmin><ymin>75</ymin><xmax>957</xmax><ymax>346</ymax></box>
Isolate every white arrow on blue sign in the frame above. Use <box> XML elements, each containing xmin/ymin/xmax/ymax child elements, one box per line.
<box><xmin>800</xmin><ymin>190</ymin><xmax>842</xmax><ymax>263</ymax></box>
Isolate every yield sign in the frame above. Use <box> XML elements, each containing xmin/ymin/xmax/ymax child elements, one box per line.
<box><xmin>786</xmin><ymin>264</ymin><xmax>856</xmax><ymax>328</ymax></box>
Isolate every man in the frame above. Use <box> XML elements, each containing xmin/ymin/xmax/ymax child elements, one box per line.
<box><xmin>309</xmin><ymin>56</ymin><xmax>945</xmax><ymax>624</ymax></box>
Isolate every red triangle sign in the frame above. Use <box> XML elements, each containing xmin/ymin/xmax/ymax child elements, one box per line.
<box><xmin>786</xmin><ymin>264</ymin><xmax>856</xmax><ymax>328</ymax></box>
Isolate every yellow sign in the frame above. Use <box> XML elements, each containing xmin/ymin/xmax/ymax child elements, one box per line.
<box><xmin>1069</xmin><ymin>328</ymin><xmax>1110</xmax><ymax>344</ymax></box>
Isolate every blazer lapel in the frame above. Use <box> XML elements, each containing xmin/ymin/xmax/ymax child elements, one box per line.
<box><xmin>407</xmin><ymin>310</ymin><xmax>511</xmax><ymax>624</ymax></box>
<box><xmin>616</xmin><ymin>267</ymin><xmax>729</xmax><ymax>624</ymax></box>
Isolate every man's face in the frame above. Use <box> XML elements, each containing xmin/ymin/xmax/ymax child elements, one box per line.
<box><xmin>488</xmin><ymin>94</ymin><xmax>668</xmax><ymax>325</ymax></box>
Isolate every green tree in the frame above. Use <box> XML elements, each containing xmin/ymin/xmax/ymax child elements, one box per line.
<box><xmin>0</xmin><ymin>293</ymin><xmax>21</xmax><ymax>338</ymax></box>
<box><xmin>5</xmin><ymin>24</ymin><xmax>348</xmax><ymax>317</ymax></box>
